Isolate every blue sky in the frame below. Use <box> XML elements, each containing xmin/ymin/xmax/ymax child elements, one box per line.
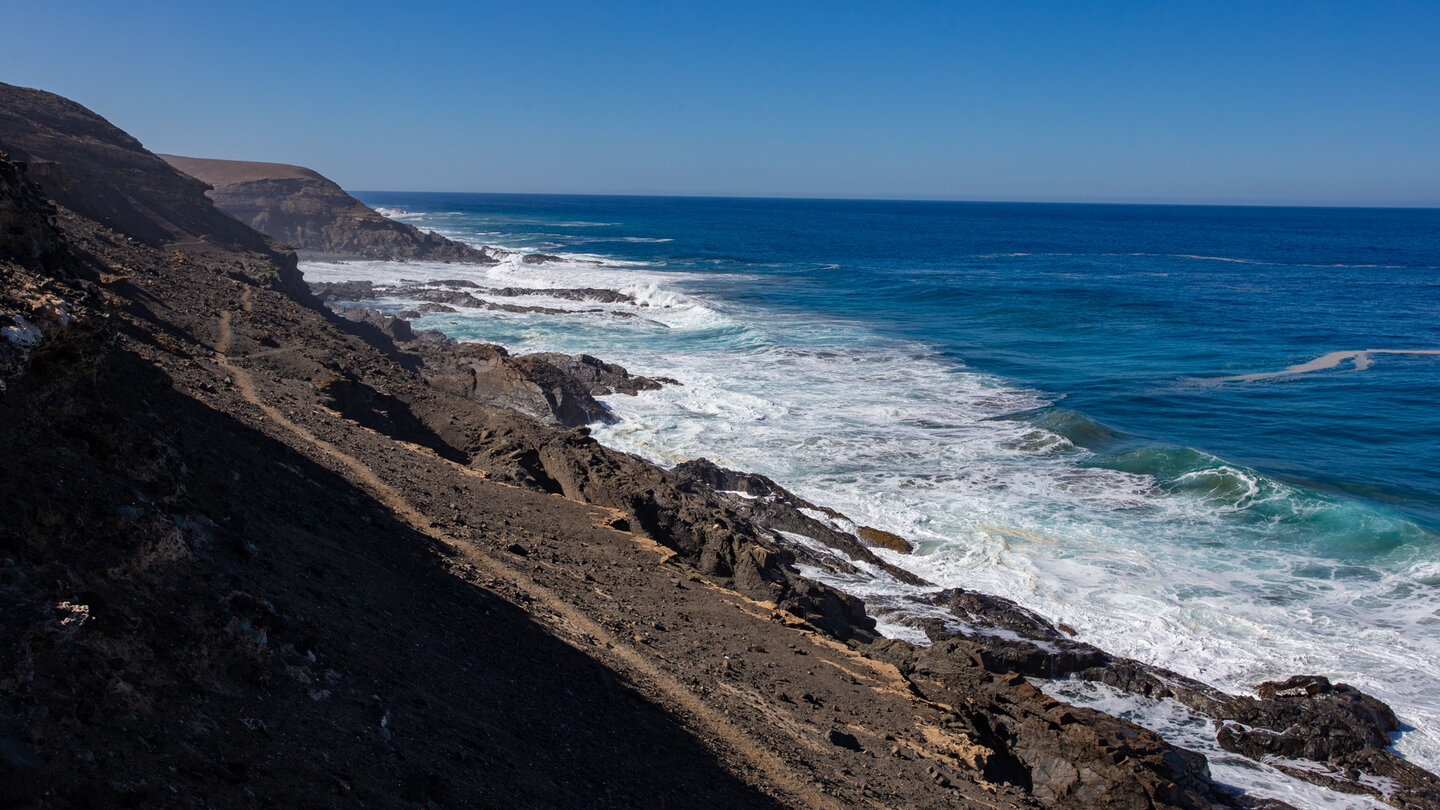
<box><xmin>3</xmin><ymin>1</ymin><xmax>1437</xmax><ymax>205</ymax></box>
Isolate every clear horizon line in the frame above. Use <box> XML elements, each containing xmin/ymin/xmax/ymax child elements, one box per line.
<box><xmin>345</xmin><ymin>188</ymin><xmax>1440</xmax><ymax>211</ymax></box>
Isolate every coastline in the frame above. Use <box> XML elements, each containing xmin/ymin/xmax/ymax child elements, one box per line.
<box><xmin>3</xmin><ymin>82</ymin><xmax>1437</xmax><ymax>809</ymax></box>
<box><xmin>297</xmin><ymin>246</ymin><xmax>1437</xmax><ymax>808</ymax></box>
<box><xmin>335</xmin><ymin>195</ymin><xmax>1440</xmax><ymax>718</ymax></box>
<box><xmin>312</xmin><ymin>208</ymin><xmax>1440</xmax><ymax>765</ymax></box>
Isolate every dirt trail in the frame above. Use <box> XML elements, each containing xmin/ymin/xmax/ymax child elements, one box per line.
<box><xmin>212</xmin><ymin>304</ymin><xmax>843</xmax><ymax>810</ymax></box>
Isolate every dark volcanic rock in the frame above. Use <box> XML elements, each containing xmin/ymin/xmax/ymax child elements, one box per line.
<box><xmin>1079</xmin><ymin>660</ymin><xmax>1236</xmax><ymax>719</ymax></box>
<box><xmin>161</xmin><ymin>154</ymin><xmax>497</xmax><ymax>264</ymax></box>
<box><xmin>409</xmin><ymin>341</ymin><xmax>612</xmax><ymax>428</ymax></box>
<box><xmin>462</xmin><ymin>425</ymin><xmax>878</xmax><ymax>642</ymax></box>
<box><xmin>1214</xmin><ymin>676</ymin><xmax>1440</xmax><ymax>807</ymax></box>
<box><xmin>523</xmin><ymin>352</ymin><xmax>666</xmax><ymax>396</ymax></box>
<box><xmin>0</xmin><ymin>83</ymin><xmax>313</xmax><ymax>305</ymax></box>
<box><xmin>309</xmin><ymin>280</ymin><xmax>378</xmax><ymax>302</ymax></box>
<box><xmin>405</xmin><ymin>288</ymin><xmax>488</xmax><ymax>308</ymax></box>
<box><xmin>672</xmin><ymin>459</ymin><xmax>929</xmax><ymax>587</ymax></box>
<box><xmin>389</xmin><ymin>287</ymin><xmax>575</xmax><ymax>316</ymax></box>
<box><xmin>316</xmin><ymin>374</ymin><xmax>466</xmax><ymax>463</ymax></box>
<box><xmin>316</xmin><ymin>300</ymin><xmax>666</xmax><ymax>429</ymax></box>
<box><xmin>393</xmin><ymin>281</ymin><xmax>634</xmax><ymax>305</ymax></box>
<box><xmin>880</xmin><ymin>638</ymin><xmax>1244</xmax><ymax>809</ymax></box>
<box><xmin>0</xmin><ymin>156</ymin><xmax>105</xmax><ymax>392</ymax></box>
<box><xmin>827</xmin><ymin>729</ymin><xmax>863</xmax><ymax>751</ymax></box>
<box><xmin>490</xmin><ymin>286</ymin><xmax>635</xmax><ymax>304</ymax></box>
<box><xmin>329</xmin><ymin>304</ymin><xmax>417</xmax><ymax>344</ymax></box>
<box><xmin>1062</xmin><ymin>663</ymin><xmax>1440</xmax><ymax>805</ymax></box>
<box><xmin>391</xmin><ymin>286</ymin><xmax>592</xmax><ymax>315</ymax></box>
<box><xmin>913</xmin><ymin>589</ymin><xmax>1108</xmax><ymax>677</ymax></box>
<box><xmin>0</xmin><ymin>155</ymin><xmax>65</xmax><ymax>272</ymax></box>
<box><xmin>1242</xmin><ymin>675</ymin><xmax>1400</xmax><ymax>758</ymax></box>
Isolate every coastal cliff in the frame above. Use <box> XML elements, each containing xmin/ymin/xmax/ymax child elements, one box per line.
<box><xmin>3</xmin><ymin>82</ymin><xmax>1437</xmax><ymax>810</ymax></box>
<box><xmin>159</xmin><ymin>154</ymin><xmax>497</xmax><ymax>263</ymax></box>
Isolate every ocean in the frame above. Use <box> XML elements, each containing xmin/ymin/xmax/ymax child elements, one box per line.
<box><xmin>304</xmin><ymin>193</ymin><xmax>1439</xmax><ymax>807</ymax></box>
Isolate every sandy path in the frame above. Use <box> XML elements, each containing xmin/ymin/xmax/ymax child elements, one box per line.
<box><xmin>213</xmin><ymin>300</ymin><xmax>842</xmax><ymax>810</ymax></box>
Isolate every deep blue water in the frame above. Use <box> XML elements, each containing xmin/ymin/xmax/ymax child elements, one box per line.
<box><xmin>359</xmin><ymin>193</ymin><xmax>1440</xmax><ymax>532</ymax></box>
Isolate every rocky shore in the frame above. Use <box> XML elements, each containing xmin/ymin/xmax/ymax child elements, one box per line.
<box><xmin>159</xmin><ymin>154</ymin><xmax>500</xmax><ymax>264</ymax></box>
<box><xmin>3</xmin><ymin>81</ymin><xmax>1437</xmax><ymax>809</ymax></box>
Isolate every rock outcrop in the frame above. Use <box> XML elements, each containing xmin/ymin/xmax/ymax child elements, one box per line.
<box><xmin>316</xmin><ymin>302</ymin><xmax>670</xmax><ymax>428</ymax></box>
<box><xmin>411</xmin><ymin>340</ymin><xmax>615</xmax><ymax>428</ymax></box>
<box><xmin>671</xmin><ymin>459</ymin><xmax>926</xmax><ymax>584</ymax></box>
<box><xmin>870</xmin><ymin>562</ymin><xmax>1440</xmax><ymax>806</ymax></box>
<box><xmin>1216</xmin><ymin>676</ymin><xmax>1440</xmax><ymax>807</ymax></box>
<box><xmin>878</xmin><ymin>638</ymin><xmax>1229</xmax><ymax>809</ymax></box>
<box><xmin>311</xmin><ymin>278</ymin><xmax>637</xmax><ymax>308</ymax></box>
<box><xmin>523</xmin><ymin>352</ymin><xmax>667</xmax><ymax>396</ymax></box>
<box><xmin>330</xmin><ymin>303</ymin><xmax>423</xmax><ymax>344</ymax></box>
<box><xmin>160</xmin><ymin>154</ymin><xmax>497</xmax><ymax>263</ymax></box>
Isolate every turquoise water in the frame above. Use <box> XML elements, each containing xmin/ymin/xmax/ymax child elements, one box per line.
<box><xmin>310</xmin><ymin>193</ymin><xmax>1440</xmax><ymax>778</ymax></box>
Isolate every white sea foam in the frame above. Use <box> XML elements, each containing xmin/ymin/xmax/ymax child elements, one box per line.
<box><xmin>1041</xmin><ymin>680</ymin><xmax>1386</xmax><ymax>809</ymax></box>
<box><xmin>1210</xmin><ymin>349</ymin><xmax>1440</xmax><ymax>383</ymax></box>
<box><xmin>297</xmin><ymin>220</ymin><xmax>1440</xmax><ymax>806</ymax></box>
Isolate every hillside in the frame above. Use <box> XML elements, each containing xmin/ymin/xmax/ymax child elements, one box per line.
<box><xmin>161</xmin><ymin>153</ymin><xmax>496</xmax><ymax>263</ymax></box>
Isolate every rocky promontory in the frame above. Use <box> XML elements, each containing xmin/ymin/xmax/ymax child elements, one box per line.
<box><xmin>160</xmin><ymin>154</ymin><xmax>498</xmax><ymax>263</ymax></box>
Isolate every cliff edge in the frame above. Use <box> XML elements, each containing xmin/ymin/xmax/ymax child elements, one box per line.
<box><xmin>160</xmin><ymin>154</ymin><xmax>497</xmax><ymax>263</ymax></box>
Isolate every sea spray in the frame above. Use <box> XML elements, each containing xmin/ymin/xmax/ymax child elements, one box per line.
<box><xmin>307</xmin><ymin>194</ymin><xmax>1440</xmax><ymax>793</ymax></box>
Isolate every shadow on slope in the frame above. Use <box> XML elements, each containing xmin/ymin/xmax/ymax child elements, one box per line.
<box><xmin>0</xmin><ymin>344</ymin><xmax>782</xmax><ymax>809</ymax></box>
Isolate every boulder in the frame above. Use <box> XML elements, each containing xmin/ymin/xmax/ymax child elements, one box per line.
<box><xmin>329</xmin><ymin>304</ymin><xmax>416</xmax><ymax>344</ymax></box>
<box><xmin>523</xmin><ymin>352</ymin><xmax>665</xmax><ymax>396</ymax></box>
<box><xmin>410</xmin><ymin>341</ymin><xmax>611</xmax><ymax>428</ymax></box>
<box><xmin>671</xmin><ymin>459</ymin><xmax>929</xmax><ymax>587</ymax></box>
<box><xmin>309</xmin><ymin>280</ymin><xmax>377</xmax><ymax>302</ymax></box>
<box><xmin>856</xmin><ymin>526</ymin><xmax>913</xmax><ymax>553</ymax></box>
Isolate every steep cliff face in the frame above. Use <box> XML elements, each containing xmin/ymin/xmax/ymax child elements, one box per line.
<box><xmin>0</xmin><ymin>84</ymin><xmax>273</xmax><ymax>253</ymax></box>
<box><xmin>0</xmin><ymin>82</ymin><xmax>315</xmax><ymax>306</ymax></box>
<box><xmin>160</xmin><ymin>154</ymin><xmax>496</xmax><ymax>263</ymax></box>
